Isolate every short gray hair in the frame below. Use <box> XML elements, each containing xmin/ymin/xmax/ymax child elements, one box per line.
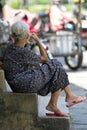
<box><xmin>11</xmin><ymin>21</ymin><xmax>29</xmax><ymax>41</ymax></box>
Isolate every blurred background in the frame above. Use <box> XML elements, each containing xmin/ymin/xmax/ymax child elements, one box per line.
<box><xmin>0</xmin><ymin>0</ymin><xmax>87</xmax><ymax>71</ymax></box>
<box><xmin>1</xmin><ymin>0</ymin><xmax>87</xmax><ymax>13</ymax></box>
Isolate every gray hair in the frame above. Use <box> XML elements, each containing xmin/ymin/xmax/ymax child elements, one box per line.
<box><xmin>11</xmin><ymin>21</ymin><xmax>29</xmax><ymax>41</ymax></box>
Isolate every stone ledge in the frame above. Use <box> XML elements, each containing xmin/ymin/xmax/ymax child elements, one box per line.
<box><xmin>0</xmin><ymin>92</ymin><xmax>70</xmax><ymax>130</ymax></box>
<box><xmin>0</xmin><ymin>92</ymin><xmax>38</xmax><ymax>114</ymax></box>
<box><xmin>0</xmin><ymin>92</ymin><xmax>38</xmax><ymax>130</ymax></box>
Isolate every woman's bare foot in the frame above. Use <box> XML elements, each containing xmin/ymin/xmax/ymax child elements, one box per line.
<box><xmin>65</xmin><ymin>95</ymin><xmax>86</xmax><ymax>108</ymax></box>
<box><xmin>65</xmin><ymin>94</ymin><xmax>79</xmax><ymax>102</ymax></box>
<box><xmin>46</xmin><ymin>103</ymin><xmax>69</xmax><ymax>117</ymax></box>
<box><xmin>65</xmin><ymin>94</ymin><xmax>86</xmax><ymax>102</ymax></box>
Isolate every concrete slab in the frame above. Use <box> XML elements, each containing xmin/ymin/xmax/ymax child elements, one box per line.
<box><xmin>38</xmin><ymin>94</ymin><xmax>70</xmax><ymax>130</ymax></box>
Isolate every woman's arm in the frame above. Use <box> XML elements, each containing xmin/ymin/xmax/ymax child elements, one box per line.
<box><xmin>31</xmin><ymin>33</ymin><xmax>48</xmax><ymax>63</ymax></box>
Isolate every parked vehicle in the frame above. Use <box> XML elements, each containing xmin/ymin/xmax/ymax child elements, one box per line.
<box><xmin>37</xmin><ymin>12</ymin><xmax>83</xmax><ymax>70</ymax></box>
<box><xmin>1</xmin><ymin>11</ymin><xmax>84</xmax><ymax>70</ymax></box>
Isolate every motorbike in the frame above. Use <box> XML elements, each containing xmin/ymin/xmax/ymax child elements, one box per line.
<box><xmin>36</xmin><ymin>12</ymin><xmax>86</xmax><ymax>70</ymax></box>
<box><xmin>1</xmin><ymin>11</ymin><xmax>84</xmax><ymax>70</ymax></box>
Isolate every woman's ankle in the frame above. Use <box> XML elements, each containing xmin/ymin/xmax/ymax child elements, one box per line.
<box><xmin>46</xmin><ymin>103</ymin><xmax>60</xmax><ymax>113</ymax></box>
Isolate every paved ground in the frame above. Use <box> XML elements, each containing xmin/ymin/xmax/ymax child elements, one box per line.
<box><xmin>58</xmin><ymin>51</ymin><xmax>87</xmax><ymax>130</ymax></box>
<box><xmin>68</xmin><ymin>70</ymin><xmax>87</xmax><ymax>130</ymax></box>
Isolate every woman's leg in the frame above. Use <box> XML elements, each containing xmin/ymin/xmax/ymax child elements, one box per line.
<box><xmin>46</xmin><ymin>85</ymin><xmax>76</xmax><ymax>113</ymax></box>
<box><xmin>46</xmin><ymin>85</ymin><xmax>86</xmax><ymax>114</ymax></box>
<box><xmin>46</xmin><ymin>88</ymin><xmax>62</xmax><ymax>113</ymax></box>
<box><xmin>64</xmin><ymin>85</ymin><xmax>78</xmax><ymax>102</ymax></box>
<box><xmin>46</xmin><ymin>88</ymin><xmax>69</xmax><ymax>117</ymax></box>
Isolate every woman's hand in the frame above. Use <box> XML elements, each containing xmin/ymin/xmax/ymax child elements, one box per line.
<box><xmin>30</xmin><ymin>33</ymin><xmax>48</xmax><ymax>63</ymax></box>
<box><xmin>30</xmin><ymin>33</ymin><xmax>40</xmax><ymax>43</ymax></box>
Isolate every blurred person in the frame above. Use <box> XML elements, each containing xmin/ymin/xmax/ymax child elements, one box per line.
<box><xmin>48</xmin><ymin>0</ymin><xmax>77</xmax><ymax>31</ymax></box>
<box><xmin>2</xmin><ymin>21</ymin><xmax>86</xmax><ymax>117</ymax></box>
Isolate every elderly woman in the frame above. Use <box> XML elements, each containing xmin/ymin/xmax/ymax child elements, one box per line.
<box><xmin>3</xmin><ymin>21</ymin><xmax>86</xmax><ymax>117</ymax></box>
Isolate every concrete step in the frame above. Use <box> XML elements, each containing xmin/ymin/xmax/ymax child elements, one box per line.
<box><xmin>0</xmin><ymin>93</ymin><xmax>38</xmax><ymax>130</ymax></box>
<box><xmin>38</xmin><ymin>94</ymin><xmax>70</xmax><ymax>130</ymax></box>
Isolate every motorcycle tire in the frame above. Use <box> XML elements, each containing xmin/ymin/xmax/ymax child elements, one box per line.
<box><xmin>64</xmin><ymin>40</ymin><xmax>83</xmax><ymax>70</ymax></box>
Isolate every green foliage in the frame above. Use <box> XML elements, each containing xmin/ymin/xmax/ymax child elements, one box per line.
<box><xmin>83</xmin><ymin>1</ymin><xmax>87</xmax><ymax>9</ymax></box>
<box><xmin>64</xmin><ymin>4</ymin><xmax>73</xmax><ymax>11</ymax></box>
<box><xmin>0</xmin><ymin>0</ymin><xmax>6</xmax><ymax>6</ymax></box>
<box><xmin>29</xmin><ymin>0</ymin><xmax>49</xmax><ymax>5</ymax></box>
<box><xmin>62</xmin><ymin>0</ymin><xmax>68</xmax><ymax>4</ymax></box>
<box><xmin>36</xmin><ymin>0</ymin><xmax>49</xmax><ymax>4</ymax></box>
<box><xmin>10</xmin><ymin>0</ymin><xmax>21</xmax><ymax>9</ymax></box>
<box><xmin>29</xmin><ymin>5</ymin><xmax>49</xmax><ymax>13</ymax></box>
<box><xmin>8</xmin><ymin>0</ymin><xmax>87</xmax><ymax>13</ymax></box>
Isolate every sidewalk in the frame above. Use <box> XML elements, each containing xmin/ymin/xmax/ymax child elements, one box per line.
<box><xmin>69</xmin><ymin>84</ymin><xmax>87</xmax><ymax>130</ymax></box>
<box><xmin>68</xmin><ymin>69</ymin><xmax>87</xmax><ymax>130</ymax></box>
<box><xmin>57</xmin><ymin>51</ymin><xmax>87</xmax><ymax>129</ymax></box>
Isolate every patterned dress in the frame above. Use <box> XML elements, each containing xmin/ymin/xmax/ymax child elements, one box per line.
<box><xmin>3</xmin><ymin>44</ymin><xmax>69</xmax><ymax>96</ymax></box>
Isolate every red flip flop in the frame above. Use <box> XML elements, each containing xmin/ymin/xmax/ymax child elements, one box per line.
<box><xmin>66</xmin><ymin>96</ymin><xmax>86</xmax><ymax>108</ymax></box>
<box><xmin>46</xmin><ymin>112</ymin><xmax>69</xmax><ymax>117</ymax></box>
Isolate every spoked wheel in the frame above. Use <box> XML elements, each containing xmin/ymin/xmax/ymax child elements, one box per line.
<box><xmin>64</xmin><ymin>37</ymin><xmax>83</xmax><ymax>70</ymax></box>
